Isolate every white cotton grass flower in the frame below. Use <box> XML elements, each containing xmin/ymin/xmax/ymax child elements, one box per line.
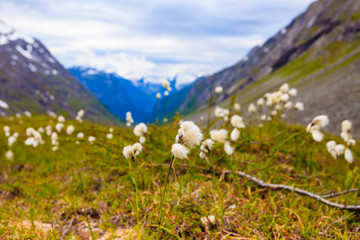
<box><xmin>200</xmin><ymin>139</ymin><xmax>215</xmax><ymax>153</ymax></box>
<box><xmin>248</xmin><ymin>103</ymin><xmax>256</xmax><ymax>113</ymax></box>
<box><xmin>123</xmin><ymin>143</ymin><xmax>143</xmax><ymax>159</ymax></box>
<box><xmin>288</xmin><ymin>88</ymin><xmax>298</xmax><ymax>96</ymax></box>
<box><xmin>224</xmin><ymin>141</ymin><xmax>235</xmax><ymax>155</ymax></box>
<box><xmin>55</xmin><ymin>123</ymin><xmax>64</xmax><ymax>133</ymax></box>
<box><xmin>326</xmin><ymin>141</ymin><xmax>337</xmax><ymax>159</ymax></box>
<box><xmin>126</xmin><ymin>112</ymin><xmax>134</xmax><ymax>127</ymax></box>
<box><xmin>75</xmin><ymin>115</ymin><xmax>83</xmax><ymax>123</ymax></box>
<box><xmin>271</xmin><ymin>110</ymin><xmax>277</xmax><ymax>117</ymax></box>
<box><xmin>52</xmin><ymin>146</ymin><xmax>58</xmax><ymax>151</ymax></box>
<box><xmin>77</xmin><ymin>109</ymin><xmax>85</xmax><ymax>118</ymax></box>
<box><xmin>109</xmin><ymin>127</ymin><xmax>114</xmax><ymax>133</ymax></box>
<box><xmin>234</xmin><ymin>103</ymin><xmax>241</xmax><ymax>112</ymax></box>
<box><xmin>295</xmin><ymin>102</ymin><xmax>304</xmax><ymax>111</ymax></box>
<box><xmin>257</xmin><ymin>98</ymin><xmax>264</xmax><ymax>107</ymax></box>
<box><xmin>284</xmin><ymin>101</ymin><xmax>293</xmax><ymax>110</ymax></box>
<box><xmin>8</xmin><ymin>136</ymin><xmax>16</xmax><ymax>146</ymax></box>
<box><xmin>311</xmin><ymin>130</ymin><xmax>324</xmax><ymax>142</ymax></box>
<box><xmin>215</xmin><ymin>86</ymin><xmax>223</xmax><ymax>93</ymax></box>
<box><xmin>45</xmin><ymin>125</ymin><xmax>52</xmax><ymax>136</ymax></box>
<box><xmin>347</xmin><ymin>139</ymin><xmax>356</xmax><ymax>147</ymax></box>
<box><xmin>280</xmin><ymin>93</ymin><xmax>289</xmax><ymax>102</ymax></box>
<box><xmin>77</xmin><ymin>132</ymin><xmax>84</xmax><ymax>139</ymax></box>
<box><xmin>106</xmin><ymin>133</ymin><xmax>113</xmax><ymax>139</ymax></box>
<box><xmin>88</xmin><ymin>136</ymin><xmax>96</xmax><ymax>144</ymax></box>
<box><xmin>5</xmin><ymin>150</ymin><xmax>14</xmax><ymax>160</ymax></box>
<box><xmin>201</xmin><ymin>215</ymin><xmax>216</xmax><ymax>225</ymax></box>
<box><xmin>140</xmin><ymin>136</ymin><xmax>146</xmax><ymax>144</ymax></box>
<box><xmin>261</xmin><ymin>115</ymin><xmax>267</xmax><ymax>121</ymax></box>
<box><xmin>279</xmin><ymin>83</ymin><xmax>289</xmax><ymax>93</ymax></box>
<box><xmin>4</xmin><ymin>126</ymin><xmax>10</xmax><ymax>137</ymax></box>
<box><xmin>38</xmin><ymin>127</ymin><xmax>44</xmax><ymax>133</ymax></box>
<box><xmin>164</xmin><ymin>91</ymin><xmax>169</xmax><ymax>96</ymax></box>
<box><xmin>175</xmin><ymin>121</ymin><xmax>203</xmax><ymax>147</ymax></box>
<box><xmin>66</xmin><ymin>125</ymin><xmax>75</xmax><ymax>135</ymax></box>
<box><xmin>340</xmin><ymin>120</ymin><xmax>352</xmax><ymax>142</ymax></box>
<box><xmin>210</xmin><ymin>129</ymin><xmax>228</xmax><ymax>143</ymax></box>
<box><xmin>335</xmin><ymin>144</ymin><xmax>345</xmax><ymax>156</ymax></box>
<box><xmin>171</xmin><ymin>143</ymin><xmax>190</xmax><ymax>160</ymax></box>
<box><xmin>231</xmin><ymin>128</ymin><xmax>240</xmax><ymax>141</ymax></box>
<box><xmin>162</xmin><ymin>80</ymin><xmax>170</xmax><ymax>90</ymax></box>
<box><xmin>231</xmin><ymin>115</ymin><xmax>245</xmax><ymax>129</ymax></box>
<box><xmin>57</xmin><ymin>115</ymin><xmax>65</xmax><ymax>123</ymax></box>
<box><xmin>134</xmin><ymin>123</ymin><xmax>148</xmax><ymax>137</ymax></box>
<box><xmin>51</xmin><ymin>132</ymin><xmax>59</xmax><ymax>145</ymax></box>
<box><xmin>12</xmin><ymin>132</ymin><xmax>19</xmax><ymax>138</ymax></box>
<box><xmin>344</xmin><ymin>148</ymin><xmax>354</xmax><ymax>163</ymax></box>
<box><xmin>156</xmin><ymin>92</ymin><xmax>161</xmax><ymax>99</ymax></box>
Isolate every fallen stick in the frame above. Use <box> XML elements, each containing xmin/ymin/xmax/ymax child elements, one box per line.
<box><xmin>229</xmin><ymin>170</ymin><xmax>360</xmax><ymax>211</ymax></box>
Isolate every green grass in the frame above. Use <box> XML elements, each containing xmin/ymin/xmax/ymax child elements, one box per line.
<box><xmin>0</xmin><ymin>114</ymin><xmax>359</xmax><ymax>239</ymax></box>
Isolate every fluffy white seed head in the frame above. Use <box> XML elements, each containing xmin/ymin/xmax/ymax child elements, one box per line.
<box><xmin>156</xmin><ymin>92</ymin><xmax>161</xmax><ymax>99</ymax></box>
<box><xmin>280</xmin><ymin>93</ymin><xmax>289</xmax><ymax>102</ymax></box>
<box><xmin>347</xmin><ymin>139</ymin><xmax>356</xmax><ymax>147</ymax></box>
<box><xmin>335</xmin><ymin>144</ymin><xmax>345</xmax><ymax>156</ymax></box>
<box><xmin>75</xmin><ymin>115</ymin><xmax>83</xmax><ymax>123</ymax></box>
<box><xmin>134</xmin><ymin>123</ymin><xmax>148</xmax><ymax>137</ymax></box>
<box><xmin>279</xmin><ymin>83</ymin><xmax>289</xmax><ymax>93</ymax></box>
<box><xmin>307</xmin><ymin>115</ymin><xmax>329</xmax><ymax>132</ymax></box>
<box><xmin>171</xmin><ymin>143</ymin><xmax>190</xmax><ymax>159</ymax></box>
<box><xmin>224</xmin><ymin>141</ymin><xmax>235</xmax><ymax>155</ymax></box>
<box><xmin>109</xmin><ymin>127</ymin><xmax>114</xmax><ymax>133</ymax></box>
<box><xmin>123</xmin><ymin>145</ymin><xmax>133</xmax><ymax>159</ymax></box>
<box><xmin>55</xmin><ymin>123</ymin><xmax>64</xmax><ymax>133</ymax></box>
<box><xmin>176</xmin><ymin>121</ymin><xmax>203</xmax><ymax>147</ymax></box>
<box><xmin>162</xmin><ymin>80</ymin><xmax>170</xmax><ymax>90</ymax></box>
<box><xmin>8</xmin><ymin>136</ymin><xmax>16</xmax><ymax>146</ymax></box>
<box><xmin>66</xmin><ymin>125</ymin><xmax>75</xmax><ymax>135</ymax></box>
<box><xmin>231</xmin><ymin>115</ymin><xmax>245</xmax><ymax>129</ymax></box>
<box><xmin>5</xmin><ymin>150</ymin><xmax>14</xmax><ymax>160</ymax></box>
<box><xmin>57</xmin><ymin>115</ymin><xmax>65</xmax><ymax>123</ymax></box>
<box><xmin>311</xmin><ymin>130</ymin><xmax>324</xmax><ymax>142</ymax></box>
<box><xmin>234</xmin><ymin>103</ymin><xmax>241</xmax><ymax>112</ymax></box>
<box><xmin>215</xmin><ymin>86</ymin><xmax>223</xmax><ymax>93</ymax></box>
<box><xmin>326</xmin><ymin>141</ymin><xmax>336</xmax><ymax>152</ymax></box>
<box><xmin>210</xmin><ymin>129</ymin><xmax>228</xmax><ymax>143</ymax></box>
<box><xmin>200</xmin><ymin>139</ymin><xmax>215</xmax><ymax>153</ymax></box>
<box><xmin>77</xmin><ymin>109</ymin><xmax>85</xmax><ymax>118</ymax></box>
<box><xmin>106</xmin><ymin>133</ymin><xmax>113</xmax><ymax>139</ymax></box>
<box><xmin>295</xmin><ymin>102</ymin><xmax>304</xmax><ymax>111</ymax></box>
<box><xmin>52</xmin><ymin>146</ymin><xmax>58</xmax><ymax>151</ymax></box>
<box><xmin>201</xmin><ymin>215</ymin><xmax>216</xmax><ymax>225</ymax></box>
<box><xmin>140</xmin><ymin>136</ymin><xmax>146</xmax><ymax>143</ymax></box>
<box><xmin>248</xmin><ymin>103</ymin><xmax>256</xmax><ymax>113</ymax></box>
<box><xmin>164</xmin><ymin>91</ymin><xmax>169</xmax><ymax>96</ymax></box>
<box><xmin>126</xmin><ymin>112</ymin><xmax>134</xmax><ymax>126</ymax></box>
<box><xmin>38</xmin><ymin>127</ymin><xmax>44</xmax><ymax>133</ymax></box>
<box><xmin>77</xmin><ymin>132</ymin><xmax>84</xmax><ymax>139</ymax></box>
<box><xmin>340</xmin><ymin>131</ymin><xmax>352</xmax><ymax>143</ymax></box>
<box><xmin>345</xmin><ymin>148</ymin><xmax>354</xmax><ymax>163</ymax></box>
<box><xmin>261</xmin><ymin>115</ymin><xmax>267</xmax><ymax>121</ymax></box>
<box><xmin>341</xmin><ymin>120</ymin><xmax>352</xmax><ymax>132</ymax></box>
<box><xmin>88</xmin><ymin>136</ymin><xmax>96</xmax><ymax>144</ymax></box>
<box><xmin>284</xmin><ymin>102</ymin><xmax>293</xmax><ymax>110</ymax></box>
<box><xmin>132</xmin><ymin>143</ymin><xmax>143</xmax><ymax>156</ymax></box>
<box><xmin>231</xmin><ymin>128</ymin><xmax>240</xmax><ymax>141</ymax></box>
<box><xmin>288</xmin><ymin>88</ymin><xmax>298</xmax><ymax>96</ymax></box>
<box><xmin>257</xmin><ymin>98</ymin><xmax>264</xmax><ymax>107</ymax></box>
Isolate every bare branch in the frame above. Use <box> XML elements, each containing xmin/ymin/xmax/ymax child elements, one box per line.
<box><xmin>319</xmin><ymin>189</ymin><xmax>360</xmax><ymax>198</ymax></box>
<box><xmin>229</xmin><ymin>170</ymin><xmax>360</xmax><ymax>211</ymax></box>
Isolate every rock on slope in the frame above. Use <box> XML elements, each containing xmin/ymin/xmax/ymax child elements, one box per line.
<box><xmin>0</xmin><ymin>20</ymin><xmax>120</xmax><ymax>124</ymax></box>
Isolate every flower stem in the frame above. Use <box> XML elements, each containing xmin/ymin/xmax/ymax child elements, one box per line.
<box><xmin>156</xmin><ymin>155</ymin><xmax>175</xmax><ymax>239</ymax></box>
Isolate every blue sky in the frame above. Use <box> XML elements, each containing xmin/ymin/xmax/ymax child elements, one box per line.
<box><xmin>0</xmin><ymin>0</ymin><xmax>315</xmax><ymax>84</ymax></box>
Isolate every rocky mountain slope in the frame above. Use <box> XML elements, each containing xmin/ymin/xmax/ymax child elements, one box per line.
<box><xmin>171</xmin><ymin>0</ymin><xmax>360</xmax><ymax>137</ymax></box>
<box><xmin>69</xmin><ymin>66</ymin><xmax>182</xmax><ymax>122</ymax></box>
<box><xmin>0</xmin><ymin>21</ymin><xmax>120</xmax><ymax>124</ymax></box>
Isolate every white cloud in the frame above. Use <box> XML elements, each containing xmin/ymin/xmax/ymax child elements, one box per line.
<box><xmin>0</xmin><ymin>0</ymin><xmax>315</xmax><ymax>84</ymax></box>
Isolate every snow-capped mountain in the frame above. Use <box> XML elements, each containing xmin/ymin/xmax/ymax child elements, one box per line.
<box><xmin>0</xmin><ymin>20</ymin><xmax>119</xmax><ymax>124</ymax></box>
<box><xmin>68</xmin><ymin>66</ymin><xmax>181</xmax><ymax>122</ymax></box>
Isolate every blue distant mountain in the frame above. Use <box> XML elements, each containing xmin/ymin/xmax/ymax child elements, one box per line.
<box><xmin>68</xmin><ymin>66</ymin><xmax>178</xmax><ymax>122</ymax></box>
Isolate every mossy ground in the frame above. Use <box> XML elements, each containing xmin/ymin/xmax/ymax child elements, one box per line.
<box><xmin>0</xmin><ymin>114</ymin><xmax>359</xmax><ymax>239</ymax></box>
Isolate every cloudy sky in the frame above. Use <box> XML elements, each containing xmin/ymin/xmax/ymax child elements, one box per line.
<box><xmin>0</xmin><ymin>0</ymin><xmax>315</xmax><ymax>84</ymax></box>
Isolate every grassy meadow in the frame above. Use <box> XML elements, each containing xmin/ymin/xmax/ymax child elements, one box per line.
<box><xmin>0</xmin><ymin>105</ymin><xmax>359</xmax><ymax>239</ymax></box>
